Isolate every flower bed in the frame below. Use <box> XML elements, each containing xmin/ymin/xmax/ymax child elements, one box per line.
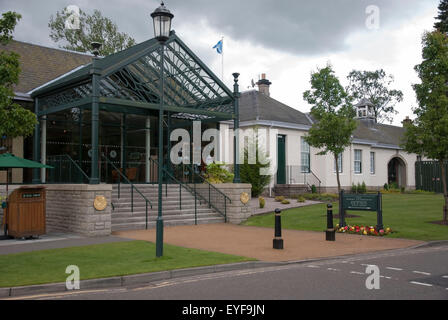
<box><xmin>336</xmin><ymin>224</ymin><xmax>393</xmax><ymax>237</ymax></box>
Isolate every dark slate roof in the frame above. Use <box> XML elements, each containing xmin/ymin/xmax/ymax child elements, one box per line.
<box><xmin>239</xmin><ymin>90</ymin><xmax>312</xmax><ymax>126</ymax></box>
<box><xmin>354</xmin><ymin>98</ymin><xmax>375</xmax><ymax>108</ymax></box>
<box><xmin>353</xmin><ymin>120</ymin><xmax>405</xmax><ymax>147</ymax></box>
<box><xmin>0</xmin><ymin>40</ymin><xmax>93</xmax><ymax>94</ymax></box>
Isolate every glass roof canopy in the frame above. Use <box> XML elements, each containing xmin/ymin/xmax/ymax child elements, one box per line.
<box><xmin>31</xmin><ymin>31</ymin><xmax>235</xmax><ymax>122</ymax></box>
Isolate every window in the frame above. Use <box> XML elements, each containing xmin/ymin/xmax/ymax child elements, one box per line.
<box><xmin>354</xmin><ymin>149</ymin><xmax>362</xmax><ymax>174</ymax></box>
<box><xmin>370</xmin><ymin>152</ymin><xmax>375</xmax><ymax>174</ymax></box>
<box><xmin>301</xmin><ymin>137</ymin><xmax>310</xmax><ymax>173</ymax></box>
<box><xmin>334</xmin><ymin>153</ymin><xmax>343</xmax><ymax>173</ymax></box>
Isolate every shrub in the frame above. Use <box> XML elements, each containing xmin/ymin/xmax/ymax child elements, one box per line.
<box><xmin>259</xmin><ymin>197</ymin><xmax>265</xmax><ymax>209</ymax></box>
<box><xmin>360</xmin><ymin>182</ymin><xmax>367</xmax><ymax>194</ymax></box>
<box><xmin>383</xmin><ymin>183</ymin><xmax>389</xmax><ymax>191</ymax></box>
<box><xmin>204</xmin><ymin>163</ymin><xmax>234</xmax><ymax>184</ymax></box>
<box><xmin>297</xmin><ymin>196</ymin><xmax>306</xmax><ymax>203</ymax></box>
<box><xmin>240</xmin><ymin>141</ymin><xmax>271</xmax><ymax>197</ymax></box>
<box><xmin>275</xmin><ymin>196</ymin><xmax>285</xmax><ymax>202</ymax></box>
<box><xmin>351</xmin><ymin>183</ymin><xmax>357</xmax><ymax>193</ymax></box>
<box><xmin>311</xmin><ymin>185</ymin><xmax>317</xmax><ymax>194</ymax></box>
<box><xmin>281</xmin><ymin>199</ymin><xmax>290</xmax><ymax>205</ymax></box>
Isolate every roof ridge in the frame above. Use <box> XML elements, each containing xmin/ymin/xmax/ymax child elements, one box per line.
<box><xmin>9</xmin><ymin>39</ymin><xmax>94</xmax><ymax>57</ymax></box>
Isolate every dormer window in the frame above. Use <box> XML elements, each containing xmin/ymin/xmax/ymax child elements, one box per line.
<box><xmin>354</xmin><ymin>98</ymin><xmax>376</xmax><ymax>121</ymax></box>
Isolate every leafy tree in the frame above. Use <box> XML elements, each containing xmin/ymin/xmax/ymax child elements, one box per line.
<box><xmin>434</xmin><ymin>0</ymin><xmax>448</xmax><ymax>33</ymax></box>
<box><xmin>240</xmin><ymin>139</ymin><xmax>271</xmax><ymax>198</ymax></box>
<box><xmin>346</xmin><ymin>69</ymin><xmax>403</xmax><ymax>124</ymax></box>
<box><xmin>402</xmin><ymin>31</ymin><xmax>448</xmax><ymax>223</ymax></box>
<box><xmin>303</xmin><ymin>65</ymin><xmax>357</xmax><ymax>194</ymax></box>
<box><xmin>0</xmin><ymin>11</ymin><xmax>37</xmax><ymax>141</ymax></box>
<box><xmin>49</xmin><ymin>8</ymin><xmax>136</xmax><ymax>56</ymax></box>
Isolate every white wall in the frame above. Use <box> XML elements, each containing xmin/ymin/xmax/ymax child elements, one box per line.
<box><xmin>218</xmin><ymin>123</ymin><xmax>419</xmax><ymax>190</ymax></box>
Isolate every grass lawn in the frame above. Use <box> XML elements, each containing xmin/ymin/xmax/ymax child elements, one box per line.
<box><xmin>0</xmin><ymin>241</ymin><xmax>253</xmax><ymax>288</ymax></box>
<box><xmin>244</xmin><ymin>193</ymin><xmax>448</xmax><ymax>241</ymax></box>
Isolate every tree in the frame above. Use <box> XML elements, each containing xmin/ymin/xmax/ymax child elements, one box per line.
<box><xmin>346</xmin><ymin>69</ymin><xmax>403</xmax><ymax>124</ymax></box>
<box><xmin>0</xmin><ymin>11</ymin><xmax>37</xmax><ymax>141</ymax></box>
<box><xmin>303</xmin><ymin>65</ymin><xmax>357</xmax><ymax>194</ymax></box>
<box><xmin>402</xmin><ymin>31</ymin><xmax>448</xmax><ymax>223</ymax></box>
<box><xmin>49</xmin><ymin>8</ymin><xmax>136</xmax><ymax>56</ymax></box>
<box><xmin>240</xmin><ymin>137</ymin><xmax>271</xmax><ymax>198</ymax></box>
<box><xmin>434</xmin><ymin>0</ymin><xmax>448</xmax><ymax>33</ymax></box>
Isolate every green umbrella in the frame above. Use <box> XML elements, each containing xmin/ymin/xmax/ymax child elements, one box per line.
<box><xmin>0</xmin><ymin>153</ymin><xmax>53</xmax><ymax>169</ymax></box>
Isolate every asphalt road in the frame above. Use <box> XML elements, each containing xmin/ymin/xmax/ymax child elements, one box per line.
<box><xmin>13</xmin><ymin>244</ymin><xmax>448</xmax><ymax>300</ymax></box>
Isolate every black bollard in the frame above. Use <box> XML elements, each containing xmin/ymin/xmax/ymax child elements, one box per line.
<box><xmin>326</xmin><ymin>204</ymin><xmax>336</xmax><ymax>241</ymax></box>
<box><xmin>273</xmin><ymin>208</ymin><xmax>284</xmax><ymax>250</ymax></box>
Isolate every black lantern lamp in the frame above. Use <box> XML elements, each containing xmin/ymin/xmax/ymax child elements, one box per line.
<box><xmin>151</xmin><ymin>2</ymin><xmax>174</xmax><ymax>43</ymax></box>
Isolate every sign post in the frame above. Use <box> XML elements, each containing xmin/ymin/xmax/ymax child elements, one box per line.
<box><xmin>339</xmin><ymin>191</ymin><xmax>383</xmax><ymax>230</ymax></box>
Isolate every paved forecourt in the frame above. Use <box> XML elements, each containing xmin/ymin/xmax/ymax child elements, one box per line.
<box><xmin>113</xmin><ymin>224</ymin><xmax>422</xmax><ymax>262</ymax></box>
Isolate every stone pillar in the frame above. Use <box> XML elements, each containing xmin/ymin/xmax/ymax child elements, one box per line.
<box><xmin>212</xmin><ymin>183</ymin><xmax>252</xmax><ymax>224</ymax></box>
<box><xmin>45</xmin><ymin>184</ymin><xmax>112</xmax><ymax>237</ymax></box>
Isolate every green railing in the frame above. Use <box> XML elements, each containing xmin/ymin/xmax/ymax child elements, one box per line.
<box><xmin>103</xmin><ymin>155</ymin><xmax>153</xmax><ymax>229</ymax></box>
<box><xmin>182</xmin><ymin>164</ymin><xmax>231</xmax><ymax>222</ymax></box>
<box><xmin>47</xmin><ymin>155</ymin><xmax>90</xmax><ymax>184</ymax></box>
<box><xmin>149</xmin><ymin>158</ymin><xmax>202</xmax><ymax>225</ymax></box>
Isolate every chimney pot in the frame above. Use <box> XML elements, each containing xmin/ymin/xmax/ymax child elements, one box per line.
<box><xmin>256</xmin><ymin>73</ymin><xmax>272</xmax><ymax>97</ymax></box>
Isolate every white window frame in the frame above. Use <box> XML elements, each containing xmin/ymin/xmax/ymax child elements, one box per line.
<box><xmin>301</xmin><ymin>137</ymin><xmax>310</xmax><ymax>173</ymax></box>
<box><xmin>354</xmin><ymin>149</ymin><xmax>362</xmax><ymax>174</ymax></box>
<box><xmin>334</xmin><ymin>153</ymin><xmax>343</xmax><ymax>173</ymax></box>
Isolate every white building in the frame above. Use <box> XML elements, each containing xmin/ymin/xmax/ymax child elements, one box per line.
<box><xmin>220</xmin><ymin>74</ymin><xmax>418</xmax><ymax>196</ymax></box>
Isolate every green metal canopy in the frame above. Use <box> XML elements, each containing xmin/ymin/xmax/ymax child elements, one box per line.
<box><xmin>0</xmin><ymin>153</ymin><xmax>53</xmax><ymax>169</ymax></box>
<box><xmin>30</xmin><ymin>31</ymin><xmax>236</xmax><ymax>122</ymax></box>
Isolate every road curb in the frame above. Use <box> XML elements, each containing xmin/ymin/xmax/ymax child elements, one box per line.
<box><xmin>4</xmin><ymin>241</ymin><xmax>445</xmax><ymax>299</ymax></box>
<box><xmin>0</xmin><ymin>261</ymin><xmax>285</xmax><ymax>299</ymax></box>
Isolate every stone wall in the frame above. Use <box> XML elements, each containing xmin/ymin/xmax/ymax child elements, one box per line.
<box><xmin>46</xmin><ymin>184</ymin><xmax>112</xmax><ymax>237</ymax></box>
<box><xmin>211</xmin><ymin>183</ymin><xmax>252</xmax><ymax>224</ymax></box>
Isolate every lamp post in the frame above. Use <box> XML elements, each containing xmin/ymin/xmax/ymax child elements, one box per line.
<box><xmin>151</xmin><ymin>1</ymin><xmax>174</xmax><ymax>258</ymax></box>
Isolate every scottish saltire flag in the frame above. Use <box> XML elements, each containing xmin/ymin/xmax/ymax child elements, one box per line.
<box><xmin>213</xmin><ymin>39</ymin><xmax>223</xmax><ymax>54</ymax></box>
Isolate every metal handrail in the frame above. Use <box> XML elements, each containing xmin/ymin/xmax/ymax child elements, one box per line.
<box><xmin>47</xmin><ymin>154</ymin><xmax>90</xmax><ymax>183</ymax></box>
<box><xmin>149</xmin><ymin>158</ymin><xmax>208</xmax><ymax>203</ymax></box>
<box><xmin>183</xmin><ymin>164</ymin><xmax>232</xmax><ymax>205</ymax></box>
<box><xmin>103</xmin><ymin>155</ymin><xmax>153</xmax><ymax>229</ymax></box>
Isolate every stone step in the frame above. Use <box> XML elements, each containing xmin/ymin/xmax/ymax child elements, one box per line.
<box><xmin>111</xmin><ymin>217</ymin><xmax>225</xmax><ymax>231</ymax></box>
<box><xmin>112</xmin><ymin>212</ymin><xmax>222</xmax><ymax>223</ymax></box>
<box><xmin>112</xmin><ymin>208</ymin><xmax>217</xmax><ymax>218</ymax></box>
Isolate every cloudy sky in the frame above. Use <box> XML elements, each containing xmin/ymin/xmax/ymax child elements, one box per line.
<box><xmin>0</xmin><ymin>0</ymin><xmax>440</xmax><ymax>125</ymax></box>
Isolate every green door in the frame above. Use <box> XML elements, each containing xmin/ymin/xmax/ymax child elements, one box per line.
<box><xmin>277</xmin><ymin>135</ymin><xmax>286</xmax><ymax>184</ymax></box>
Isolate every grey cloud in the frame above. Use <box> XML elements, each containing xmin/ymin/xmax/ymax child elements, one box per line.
<box><xmin>0</xmin><ymin>0</ymin><xmax>437</xmax><ymax>55</ymax></box>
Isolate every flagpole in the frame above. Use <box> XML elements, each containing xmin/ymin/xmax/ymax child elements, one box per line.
<box><xmin>221</xmin><ymin>36</ymin><xmax>224</xmax><ymax>82</ymax></box>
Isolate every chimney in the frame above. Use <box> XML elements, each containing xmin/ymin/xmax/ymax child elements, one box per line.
<box><xmin>402</xmin><ymin>116</ymin><xmax>412</xmax><ymax>127</ymax></box>
<box><xmin>256</xmin><ymin>73</ymin><xmax>272</xmax><ymax>97</ymax></box>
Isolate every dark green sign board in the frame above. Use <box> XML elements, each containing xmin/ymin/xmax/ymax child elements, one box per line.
<box><xmin>339</xmin><ymin>190</ymin><xmax>383</xmax><ymax>230</ymax></box>
<box><xmin>342</xmin><ymin>194</ymin><xmax>378</xmax><ymax>211</ymax></box>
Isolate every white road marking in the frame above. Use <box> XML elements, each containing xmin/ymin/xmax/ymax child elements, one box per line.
<box><xmin>410</xmin><ymin>281</ymin><xmax>433</xmax><ymax>287</ymax></box>
<box><xmin>386</xmin><ymin>267</ymin><xmax>403</xmax><ymax>271</ymax></box>
<box><xmin>442</xmin><ymin>275</ymin><xmax>448</xmax><ymax>279</ymax></box>
<box><xmin>327</xmin><ymin>268</ymin><xmax>340</xmax><ymax>272</ymax></box>
<box><xmin>413</xmin><ymin>271</ymin><xmax>431</xmax><ymax>276</ymax></box>
<box><xmin>380</xmin><ymin>276</ymin><xmax>392</xmax><ymax>280</ymax></box>
<box><xmin>306</xmin><ymin>265</ymin><xmax>320</xmax><ymax>269</ymax></box>
<box><xmin>350</xmin><ymin>271</ymin><xmax>365</xmax><ymax>275</ymax></box>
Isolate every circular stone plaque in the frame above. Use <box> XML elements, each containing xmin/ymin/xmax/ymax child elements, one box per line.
<box><xmin>94</xmin><ymin>195</ymin><xmax>107</xmax><ymax>211</ymax></box>
<box><xmin>240</xmin><ymin>192</ymin><xmax>250</xmax><ymax>204</ymax></box>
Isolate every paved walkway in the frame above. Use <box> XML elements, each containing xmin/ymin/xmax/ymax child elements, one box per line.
<box><xmin>113</xmin><ymin>224</ymin><xmax>423</xmax><ymax>262</ymax></box>
<box><xmin>0</xmin><ymin>233</ymin><xmax>131</xmax><ymax>255</ymax></box>
<box><xmin>250</xmin><ymin>197</ymin><xmax>321</xmax><ymax>216</ymax></box>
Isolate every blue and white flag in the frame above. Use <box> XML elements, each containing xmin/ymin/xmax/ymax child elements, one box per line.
<box><xmin>213</xmin><ymin>39</ymin><xmax>223</xmax><ymax>54</ymax></box>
